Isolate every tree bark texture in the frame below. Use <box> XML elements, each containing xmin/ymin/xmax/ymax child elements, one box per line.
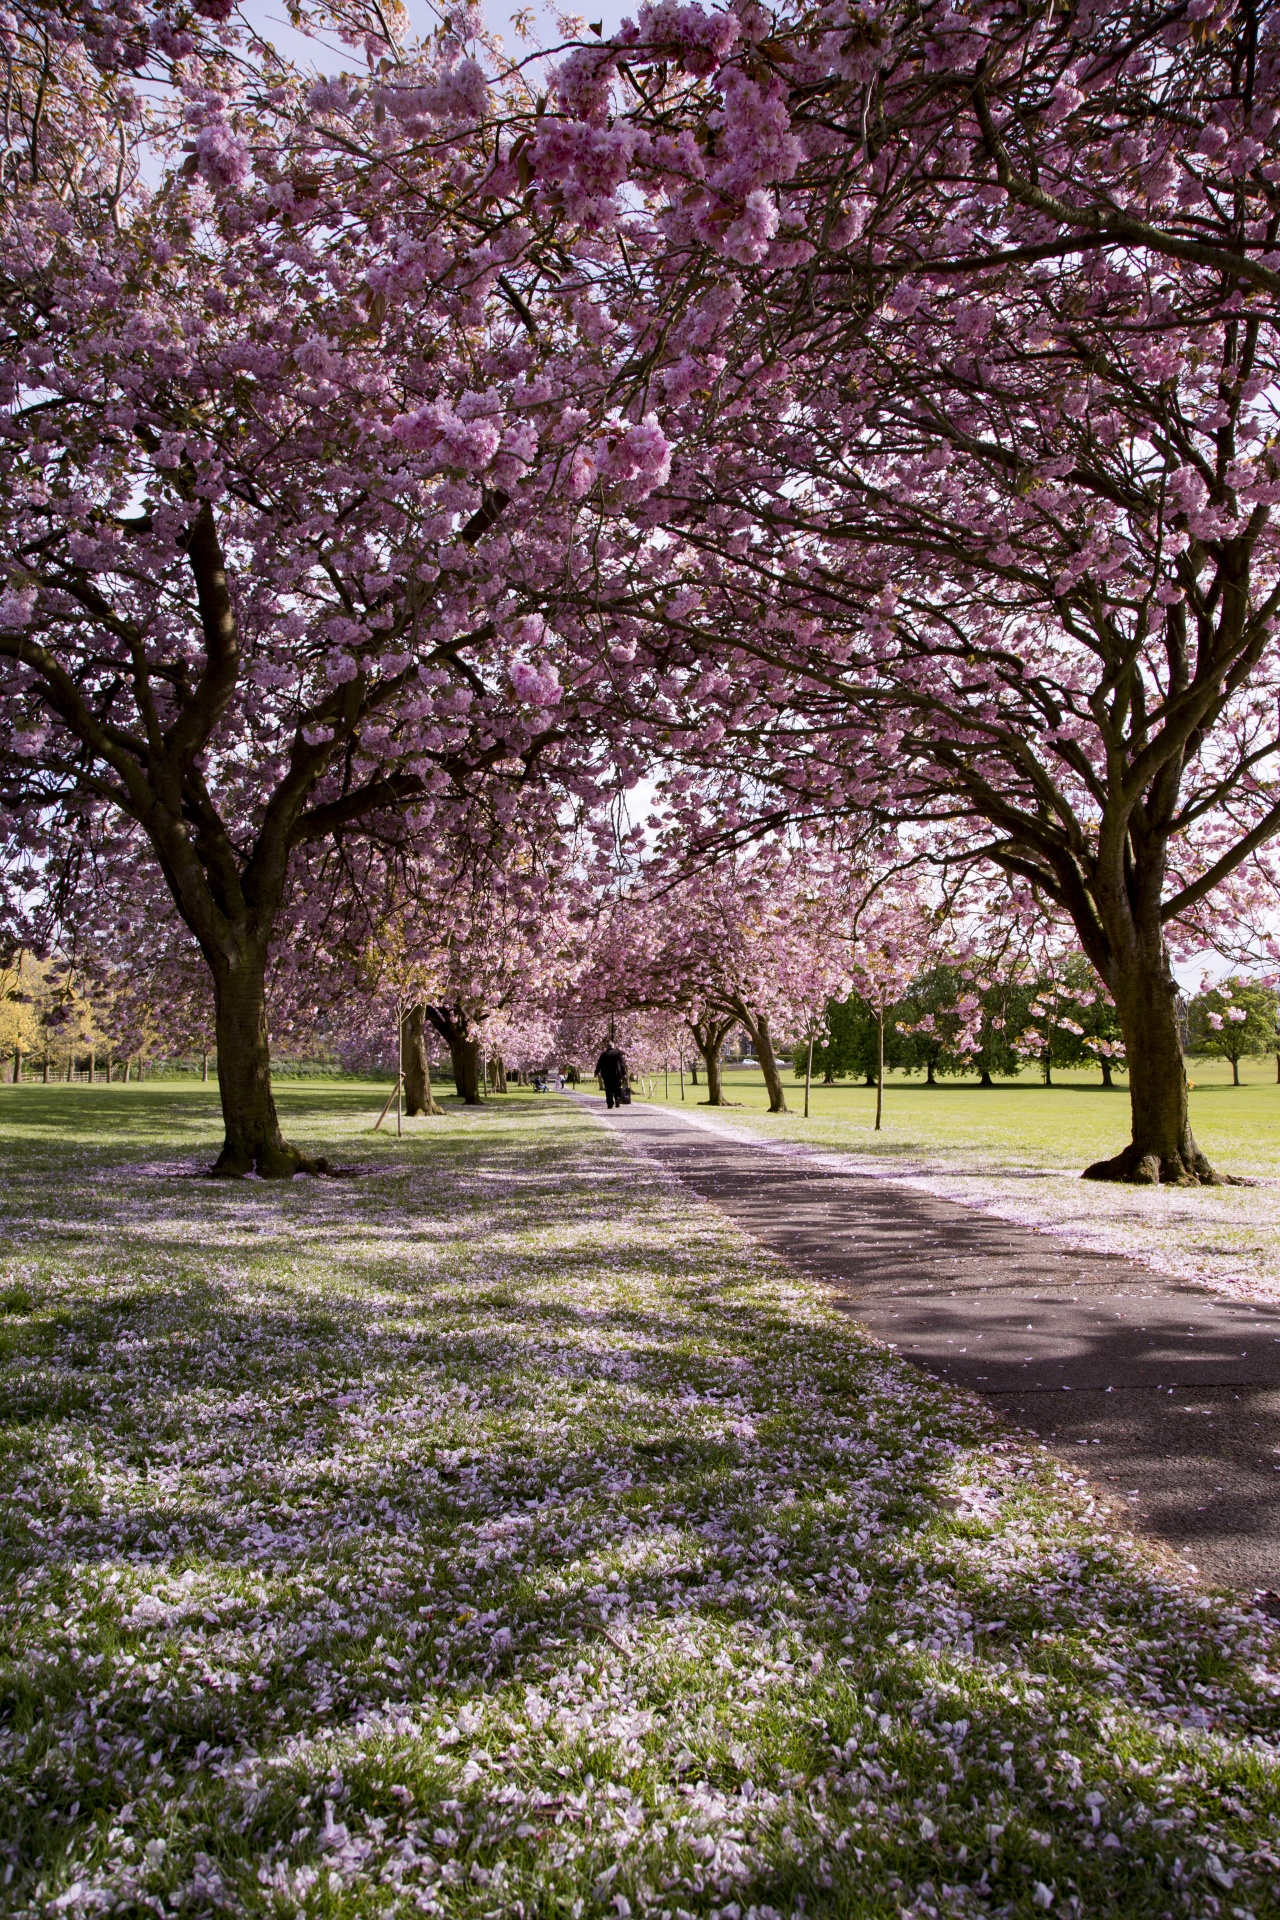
<box><xmin>722</xmin><ymin>997</ymin><xmax>787</xmax><ymax>1111</ymax></box>
<box><xmin>688</xmin><ymin>1013</ymin><xmax>734</xmax><ymax>1105</ymax></box>
<box><xmin>750</xmin><ymin>1011</ymin><xmax>788</xmax><ymax>1113</ymax></box>
<box><xmin>1084</xmin><ymin>952</ymin><xmax>1214</xmax><ymax>1185</ymax></box>
<box><xmin>401</xmin><ymin>1005</ymin><xmax>443</xmax><ymax>1115</ymax></box>
<box><xmin>450</xmin><ymin>1036</ymin><xmax>481</xmax><ymax>1104</ymax></box>
<box><xmin>210</xmin><ymin>949</ymin><xmax>328</xmax><ymax>1177</ymax></box>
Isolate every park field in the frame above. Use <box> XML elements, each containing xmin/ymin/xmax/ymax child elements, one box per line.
<box><xmin>630</xmin><ymin>1060</ymin><xmax>1280</xmax><ymax>1307</ymax></box>
<box><xmin>635</xmin><ymin>1057</ymin><xmax>1280</xmax><ymax>1179</ymax></box>
<box><xmin>0</xmin><ymin>1084</ymin><xmax>1277</xmax><ymax>1917</ymax></box>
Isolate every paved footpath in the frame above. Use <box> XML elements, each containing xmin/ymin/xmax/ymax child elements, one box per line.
<box><xmin>582</xmin><ymin>1093</ymin><xmax>1280</xmax><ymax>1596</ymax></box>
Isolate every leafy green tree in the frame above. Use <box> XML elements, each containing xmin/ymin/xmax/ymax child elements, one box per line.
<box><xmin>1187</xmin><ymin>979</ymin><xmax>1278</xmax><ymax>1086</ymax></box>
<box><xmin>1018</xmin><ymin>956</ymin><xmax>1126</xmax><ymax>1087</ymax></box>
<box><xmin>895</xmin><ymin>966</ymin><xmax>973</xmax><ymax>1084</ymax></box>
<box><xmin>793</xmin><ymin>995</ymin><xmax>910</xmax><ymax>1086</ymax></box>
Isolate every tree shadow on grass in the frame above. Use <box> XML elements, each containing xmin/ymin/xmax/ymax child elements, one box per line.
<box><xmin>1</xmin><ymin>1104</ymin><xmax>1278</xmax><ymax>1916</ymax></box>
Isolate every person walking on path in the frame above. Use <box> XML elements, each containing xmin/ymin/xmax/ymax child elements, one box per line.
<box><xmin>595</xmin><ymin>1042</ymin><xmax>630</xmax><ymax>1110</ymax></box>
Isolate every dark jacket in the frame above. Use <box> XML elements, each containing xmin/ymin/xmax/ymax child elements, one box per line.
<box><xmin>595</xmin><ymin>1045</ymin><xmax>628</xmax><ymax>1088</ymax></box>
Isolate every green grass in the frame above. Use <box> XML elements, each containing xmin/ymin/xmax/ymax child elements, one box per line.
<box><xmin>634</xmin><ymin>1057</ymin><xmax>1280</xmax><ymax>1180</ymax></box>
<box><xmin>0</xmin><ymin>1084</ymin><xmax>1277</xmax><ymax>1917</ymax></box>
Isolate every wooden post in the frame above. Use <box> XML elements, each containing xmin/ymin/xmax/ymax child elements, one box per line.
<box><xmin>374</xmin><ymin>1075</ymin><xmax>403</xmax><ymax>1131</ymax></box>
<box><xmin>875</xmin><ymin>1005</ymin><xmax>884</xmax><ymax>1133</ymax></box>
<box><xmin>804</xmin><ymin>1028</ymin><xmax>814</xmax><ymax>1119</ymax></box>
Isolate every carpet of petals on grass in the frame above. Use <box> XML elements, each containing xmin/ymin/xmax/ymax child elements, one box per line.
<box><xmin>0</xmin><ymin>1095</ymin><xmax>1277</xmax><ymax>1920</ymax></box>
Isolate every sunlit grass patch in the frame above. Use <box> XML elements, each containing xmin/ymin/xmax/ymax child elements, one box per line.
<box><xmin>0</xmin><ymin>1087</ymin><xmax>1276</xmax><ymax>1916</ymax></box>
<box><xmin>638</xmin><ymin>1067</ymin><xmax>1280</xmax><ymax>1305</ymax></box>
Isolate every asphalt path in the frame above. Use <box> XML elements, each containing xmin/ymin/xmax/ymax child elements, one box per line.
<box><xmin>582</xmin><ymin>1092</ymin><xmax>1280</xmax><ymax>1597</ymax></box>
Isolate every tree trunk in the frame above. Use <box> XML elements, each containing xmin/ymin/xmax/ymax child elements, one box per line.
<box><xmin>402</xmin><ymin>1005</ymin><xmax>443</xmax><ymax>1116</ymax></box>
<box><xmin>1232</xmin><ymin>1055</ymin><xmax>1241</xmax><ymax>1087</ymax></box>
<box><xmin>11</xmin><ymin>1048</ymin><xmax>20</xmax><ymax>1084</ymax></box>
<box><xmin>41</xmin><ymin>1058</ymin><xmax>49</xmax><ymax>1083</ymax></box>
<box><xmin>88</xmin><ymin>1049</ymin><xmax>94</xmax><ymax>1084</ymax></box>
<box><xmin>202</xmin><ymin>1049</ymin><xmax>209</xmax><ymax>1083</ymax></box>
<box><xmin>731</xmin><ymin>1001</ymin><xmax>788</xmax><ymax>1112</ymax></box>
<box><xmin>1100</xmin><ymin>1055</ymin><xmax>1113</xmax><ymax>1089</ymax></box>
<box><xmin>754</xmin><ymin>1013</ymin><xmax>788</xmax><ymax>1113</ymax></box>
<box><xmin>210</xmin><ymin>950</ymin><xmax>327</xmax><ymax>1177</ymax></box>
<box><xmin>702</xmin><ymin>1044</ymin><xmax>725</xmax><ymax>1104</ymax></box>
<box><xmin>450</xmin><ymin>1036</ymin><xmax>482</xmax><ymax>1105</ymax></box>
<box><xmin>978</xmin><ymin>1067</ymin><xmax>994</xmax><ymax>1088</ymax></box>
<box><xmin>926</xmin><ymin>1055</ymin><xmax>936</xmax><ymax>1085</ymax></box>
<box><xmin>123</xmin><ymin>1057</ymin><xmax>131</xmax><ymax>1084</ymax></box>
<box><xmin>1042</xmin><ymin>1049</ymin><xmax>1052</xmax><ymax>1087</ymax></box>
<box><xmin>689</xmin><ymin>1062</ymin><xmax>698</xmax><ymax>1084</ymax></box>
<box><xmin>1084</xmin><ymin>955</ymin><xmax>1216</xmax><ymax>1185</ymax></box>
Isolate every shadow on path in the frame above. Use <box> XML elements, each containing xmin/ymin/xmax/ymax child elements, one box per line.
<box><xmin>589</xmin><ymin>1096</ymin><xmax>1280</xmax><ymax>1594</ymax></box>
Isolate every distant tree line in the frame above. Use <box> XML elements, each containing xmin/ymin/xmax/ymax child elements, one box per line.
<box><xmin>794</xmin><ymin>964</ymin><xmax>1280</xmax><ymax>1090</ymax></box>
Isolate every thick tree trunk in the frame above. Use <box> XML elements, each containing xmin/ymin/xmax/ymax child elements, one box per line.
<box><xmin>926</xmin><ymin>1056</ymin><xmax>936</xmax><ymax>1085</ymax></box>
<box><xmin>753</xmin><ymin>1014</ymin><xmax>788</xmax><ymax>1113</ymax></box>
<box><xmin>701</xmin><ymin>1044</ymin><xmax>725</xmax><ymax>1105</ymax></box>
<box><xmin>201</xmin><ymin>1049</ymin><xmax>209</xmax><ymax>1083</ymax></box>
<box><xmin>450</xmin><ymin>1036</ymin><xmax>482</xmax><ymax>1105</ymax></box>
<box><xmin>210</xmin><ymin>951</ymin><xmax>327</xmax><ymax>1177</ymax></box>
<box><xmin>1099</xmin><ymin>1055</ymin><xmax>1113</xmax><ymax>1089</ymax></box>
<box><xmin>11</xmin><ymin>1049</ymin><xmax>20</xmax><ymax>1084</ymax></box>
<box><xmin>1084</xmin><ymin>955</ymin><xmax>1216</xmax><ymax>1185</ymax></box>
<box><xmin>978</xmin><ymin>1067</ymin><xmax>994</xmax><ymax>1088</ymax></box>
<box><xmin>41</xmin><ymin>1058</ymin><xmax>49</xmax><ymax>1084</ymax></box>
<box><xmin>729</xmin><ymin>1000</ymin><xmax>787</xmax><ymax>1112</ymax></box>
<box><xmin>402</xmin><ymin>1006</ymin><xmax>442</xmax><ymax>1116</ymax></box>
<box><xmin>1232</xmin><ymin>1055</ymin><xmax>1241</xmax><ymax>1087</ymax></box>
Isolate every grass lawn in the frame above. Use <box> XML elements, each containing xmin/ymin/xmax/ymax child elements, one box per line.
<box><xmin>634</xmin><ymin>1059</ymin><xmax>1280</xmax><ymax>1180</ymax></box>
<box><xmin>630</xmin><ymin>1062</ymin><xmax>1280</xmax><ymax>1306</ymax></box>
<box><xmin>0</xmin><ymin>1083</ymin><xmax>1278</xmax><ymax>1918</ymax></box>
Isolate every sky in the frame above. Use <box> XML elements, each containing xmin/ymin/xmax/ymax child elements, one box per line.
<box><xmin>233</xmin><ymin>0</ymin><xmax>633</xmax><ymax>73</ymax></box>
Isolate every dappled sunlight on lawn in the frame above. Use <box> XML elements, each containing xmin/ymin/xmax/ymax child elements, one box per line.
<box><xmin>0</xmin><ymin>1091</ymin><xmax>1277</xmax><ymax>1916</ymax></box>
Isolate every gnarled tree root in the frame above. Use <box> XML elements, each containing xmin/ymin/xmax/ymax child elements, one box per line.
<box><xmin>209</xmin><ymin>1142</ymin><xmax>334</xmax><ymax>1179</ymax></box>
<box><xmin>1082</xmin><ymin>1143</ymin><xmax>1223</xmax><ymax>1187</ymax></box>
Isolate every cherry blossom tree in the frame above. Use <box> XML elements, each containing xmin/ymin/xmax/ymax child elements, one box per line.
<box><xmin>572</xmin><ymin>839</ymin><xmax>858</xmax><ymax>1108</ymax></box>
<box><xmin>535</xmin><ymin>0</ymin><xmax>1280</xmax><ymax>1185</ymax></box>
<box><xmin>1187</xmin><ymin>974</ymin><xmax>1277</xmax><ymax>1083</ymax></box>
<box><xmin>0</xmin><ymin>7</ymin><xmax>643</xmax><ymax>1171</ymax></box>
